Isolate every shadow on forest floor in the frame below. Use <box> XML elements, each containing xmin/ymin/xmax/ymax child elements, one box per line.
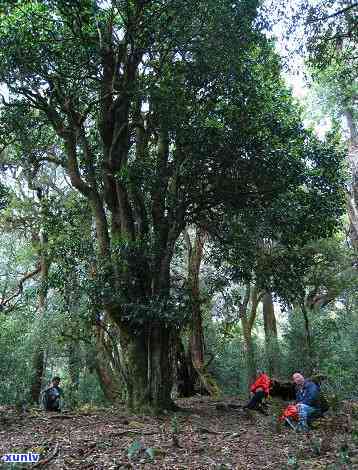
<box><xmin>0</xmin><ymin>396</ymin><xmax>357</xmax><ymax>469</ymax></box>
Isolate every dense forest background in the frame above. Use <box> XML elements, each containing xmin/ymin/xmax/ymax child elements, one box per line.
<box><xmin>0</xmin><ymin>0</ymin><xmax>356</xmax><ymax>417</ymax></box>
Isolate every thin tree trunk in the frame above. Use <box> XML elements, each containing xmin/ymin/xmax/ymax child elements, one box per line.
<box><xmin>301</xmin><ymin>304</ymin><xmax>315</xmax><ymax>375</ymax></box>
<box><xmin>31</xmin><ymin>349</ymin><xmax>45</xmax><ymax>404</ymax></box>
<box><xmin>240</xmin><ymin>285</ymin><xmax>263</xmax><ymax>387</ymax></box>
<box><xmin>175</xmin><ymin>337</ymin><xmax>196</xmax><ymax>397</ymax></box>
<box><xmin>344</xmin><ymin>109</ymin><xmax>358</xmax><ymax>251</ymax></box>
<box><xmin>185</xmin><ymin>227</ymin><xmax>221</xmax><ymax>398</ymax></box>
<box><xmin>242</xmin><ymin>324</ymin><xmax>256</xmax><ymax>387</ymax></box>
<box><xmin>68</xmin><ymin>342</ymin><xmax>80</xmax><ymax>391</ymax></box>
<box><xmin>94</xmin><ymin>348</ymin><xmax>123</xmax><ymax>403</ymax></box>
<box><xmin>30</xmin><ymin>225</ymin><xmax>50</xmax><ymax>404</ymax></box>
<box><xmin>30</xmin><ymin>260</ymin><xmax>48</xmax><ymax>403</ymax></box>
<box><xmin>262</xmin><ymin>292</ymin><xmax>280</xmax><ymax>377</ymax></box>
<box><xmin>94</xmin><ymin>313</ymin><xmax>123</xmax><ymax>403</ymax></box>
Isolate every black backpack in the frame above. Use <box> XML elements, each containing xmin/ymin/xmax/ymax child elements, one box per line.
<box><xmin>42</xmin><ymin>387</ymin><xmax>59</xmax><ymax>410</ymax></box>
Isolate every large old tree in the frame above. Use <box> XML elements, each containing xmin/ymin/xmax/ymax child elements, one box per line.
<box><xmin>0</xmin><ymin>0</ymin><xmax>345</xmax><ymax>412</ymax></box>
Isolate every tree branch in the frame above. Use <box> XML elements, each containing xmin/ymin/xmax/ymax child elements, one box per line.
<box><xmin>307</xmin><ymin>4</ymin><xmax>358</xmax><ymax>24</ymax></box>
<box><xmin>0</xmin><ymin>265</ymin><xmax>41</xmax><ymax>313</ymax></box>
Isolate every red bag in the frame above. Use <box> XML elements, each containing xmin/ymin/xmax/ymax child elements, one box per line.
<box><xmin>279</xmin><ymin>404</ymin><xmax>299</xmax><ymax>422</ymax></box>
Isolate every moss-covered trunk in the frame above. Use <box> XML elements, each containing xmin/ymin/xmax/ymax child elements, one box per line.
<box><xmin>119</xmin><ymin>324</ymin><xmax>176</xmax><ymax>414</ymax></box>
<box><xmin>95</xmin><ymin>355</ymin><xmax>122</xmax><ymax>403</ymax></box>
<box><xmin>93</xmin><ymin>315</ymin><xmax>123</xmax><ymax>403</ymax></box>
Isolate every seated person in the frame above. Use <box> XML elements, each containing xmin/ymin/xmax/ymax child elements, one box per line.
<box><xmin>244</xmin><ymin>369</ymin><xmax>271</xmax><ymax>414</ymax></box>
<box><xmin>292</xmin><ymin>372</ymin><xmax>322</xmax><ymax>431</ymax></box>
<box><xmin>42</xmin><ymin>376</ymin><xmax>63</xmax><ymax>412</ymax></box>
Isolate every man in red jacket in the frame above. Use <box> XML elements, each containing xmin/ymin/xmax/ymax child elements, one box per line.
<box><xmin>243</xmin><ymin>369</ymin><xmax>271</xmax><ymax>414</ymax></box>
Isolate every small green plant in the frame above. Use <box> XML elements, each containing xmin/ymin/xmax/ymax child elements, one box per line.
<box><xmin>126</xmin><ymin>440</ymin><xmax>158</xmax><ymax>462</ymax></box>
<box><xmin>171</xmin><ymin>415</ymin><xmax>180</xmax><ymax>447</ymax></box>
<box><xmin>338</xmin><ymin>440</ymin><xmax>351</xmax><ymax>467</ymax></box>
<box><xmin>351</xmin><ymin>427</ymin><xmax>358</xmax><ymax>444</ymax></box>
<box><xmin>127</xmin><ymin>440</ymin><xmax>143</xmax><ymax>460</ymax></box>
<box><xmin>286</xmin><ymin>455</ymin><xmax>300</xmax><ymax>469</ymax></box>
<box><xmin>171</xmin><ymin>415</ymin><xmax>178</xmax><ymax>434</ymax></box>
<box><xmin>145</xmin><ymin>447</ymin><xmax>157</xmax><ymax>460</ymax></box>
<box><xmin>351</xmin><ymin>403</ymin><xmax>358</xmax><ymax>419</ymax></box>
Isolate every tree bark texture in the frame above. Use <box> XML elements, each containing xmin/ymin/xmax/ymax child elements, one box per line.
<box><xmin>185</xmin><ymin>227</ymin><xmax>221</xmax><ymax>398</ymax></box>
<box><xmin>344</xmin><ymin>109</ymin><xmax>358</xmax><ymax>252</ymax></box>
<box><xmin>175</xmin><ymin>337</ymin><xmax>196</xmax><ymax>398</ymax></box>
<box><xmin>94</xmin><ymin>330</ymin><xmax>123</xmax><ymax>403</ymax></box>
<box><xmin>239</xmin><ymin>285</ymin><xmax>263</xmax><ymax>387</ymax></box>
<box><xmin>262</xmin><ymin>292</ymin><xmax>280</xmax><ymax>377</ymax></box>
<box><xmin>30</xmin><ymin>218</ymin><xmax>50</xmax><ymax>404</ymax></box>
<box><xmin>301</xmin><ymin>304</ymin><xmax>316</xmax><ymax>375</ymax></box>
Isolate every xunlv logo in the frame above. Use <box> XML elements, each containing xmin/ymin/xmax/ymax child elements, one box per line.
<box><xmin>1</xmin><ymin>453</ymin><xmax>40</xmax><ymax>462</ymax></box>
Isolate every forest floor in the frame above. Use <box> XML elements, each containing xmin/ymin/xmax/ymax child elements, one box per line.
<box><xmin>1</xmin><ymin>395</ymin><xmax>358</xmax><ymax>469</ymax></box>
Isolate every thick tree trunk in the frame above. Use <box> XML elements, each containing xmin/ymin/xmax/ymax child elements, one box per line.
<box><xmin>119</xmin><ymin>324</ymin><xmax>176</xmax><ymax>413</ymax></box>
<box><xmin>59</xmin><ymin>60</ymin><xmax>184</xmax><ymax>414</ymax></box>
<box><xmin>185</xmin><ymin>228</ymin><xmax>221</xmax><ymax>398</ymax></box>
<box><xmin>89</xmin><ymin>209</ymin><xmax>178</xmax><ymax>413</ymax></box>
<box><xmin>262</xmin><ymin>292</ymin><xmax>280</xmax><ymax>377</ymax></box>
<box><xmin>147</xmin><ymin>324</ymin><xmax>175</xmax><ymax>410</ymax></box>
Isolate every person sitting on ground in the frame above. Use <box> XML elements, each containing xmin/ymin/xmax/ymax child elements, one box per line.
<box><xmin>292</xmin><ymin>372</ymin><xmax>322</xmax><ymax>431</ymax></box>
<box><xmin>42</xmin><ymin>376</ymin><xmax>63</xmax><ymax>412</ymax></box>
<box><xmin>244</xmin><ymin>369</ymin><xmax>271</xmax><ymax>414</ymax></box>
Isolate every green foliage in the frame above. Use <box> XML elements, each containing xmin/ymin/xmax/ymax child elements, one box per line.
<box><xmin>126</xmin><ymin>439</ymin><xmax>157</xmax><ymax>462</ymax></box>
<box><xmin>286</xmin><ymin>455</ymin><xmax>299</xmax><ymax>469</ymax></box>
<box><xmin>170</xmin><ymin>415</ymin><xmax>179</xmax><ymax>435</ymax></box>
<box><xmin>0</xmin><ymin>0</ymin><xmax>347</xmax><ymax>327</ymax></box>
<box><xmin>0</xmin><ymin>0</ymin><xmax>354</xmax><ymax>414</ymax></box>
<box><xmin>145</xmin><ymin>447</ymin><xmax>156</xmax><ymax>460</ymax></box>
<box><xmin>206</xmin><ymin>325</ymin><xmax>247</xmax><ymax>395</ymax></box>
<box><xmin>282</xmin><ymin>289</ymin><xmax>358</xmax><ymax>399</ymax></box>
<box><xmin>0</xmin><ymin>311</ymin><xmax>34</xmax><ymax>403</ymax></box>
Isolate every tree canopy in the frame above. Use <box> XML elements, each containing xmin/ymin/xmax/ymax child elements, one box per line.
<box><xmin>0</xmin><ymin>0</ymin><xmax>354</xmax><ymax>415</ymax></box>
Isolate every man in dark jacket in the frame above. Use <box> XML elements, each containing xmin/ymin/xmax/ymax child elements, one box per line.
<box><xmin>292</xmin><ymin>372</ymin><xmax>321</xmax><ymax>431</ymax></box>
<box><xmin>42</xmin><ymin>376</ymin><xmax>63</xmax><ymax>411</ymax></box>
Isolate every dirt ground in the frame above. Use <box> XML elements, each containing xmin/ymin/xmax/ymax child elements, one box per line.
<box><xmin>1</xmin><ymin>396</ymin><xmax>357</xmax><ymax>469</ymax></box>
